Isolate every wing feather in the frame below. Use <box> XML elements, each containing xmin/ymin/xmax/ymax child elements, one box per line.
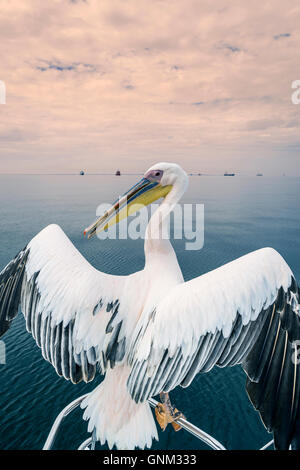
<box><xmin>128</xmin><ymin>247</ymin><xmax>300</xmax><ymax>449</ymax></box>
<box><xmin>0</xmin><ymin>224</ymin><xmax>138</xmax><ymax>383</ymax></box>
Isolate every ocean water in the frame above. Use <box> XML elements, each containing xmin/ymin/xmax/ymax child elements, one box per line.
<box><xmin>0</xmin><ymin>174</ymin><xmax>300</xmax><ymax>451</ymax></box>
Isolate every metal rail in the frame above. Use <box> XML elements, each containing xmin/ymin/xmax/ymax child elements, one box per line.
<box><xmin>43</xmin><ymin>393</ymin><xmax>274</xmax><ymax>451</ymax></box>
<box><xmin>148</xmin><ymin>398</ymin><xmax>226</xmax><ymax>450</ymax></box>
<box><xmin>43</xmin><ymin>394</ymin><xmax>89</xmax><ymax>450</ymax></box>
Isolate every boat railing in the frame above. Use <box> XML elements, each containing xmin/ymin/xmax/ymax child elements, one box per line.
<box><xmin>42</xmin><ymin>394</ymin><xmax>274</xmax><ymax>451</ymax></box>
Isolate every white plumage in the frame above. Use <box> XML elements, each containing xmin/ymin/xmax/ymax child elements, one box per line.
<box><xmin>0</xmin><ymin>162</ymin><xmax>300</xmax><ymax>450</ymax></box>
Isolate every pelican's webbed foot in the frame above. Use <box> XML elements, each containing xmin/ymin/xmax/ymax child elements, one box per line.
<box><xmin>155</xmin><ymin>392</ymin><xmax>185</xmax><ymax>432</ymax></box>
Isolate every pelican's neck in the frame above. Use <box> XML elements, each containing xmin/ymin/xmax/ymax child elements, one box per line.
<box><xmin>144</xmin><ymin>183</ymin><xmax>185</xmax><ymax>266</ymax></box>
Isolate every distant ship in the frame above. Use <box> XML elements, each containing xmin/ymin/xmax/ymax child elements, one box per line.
<box><xmin>224</xmin><ymin>171</ymin><xmax>235</xmax><ymax>176</ymax></box>
<box><xmin>256</xmin><ymin>173</ymin><xmax>263</xmax><ymax>176</ymax></box>
<box><xmin>79</xmin><ymin>170</ymin><xmax>85</xmax><ymax>176</ymax></box>
<box><xmin>115</xmin><ymin>170</ymin><xmax>121</xmax><ymax>176</ymax></box>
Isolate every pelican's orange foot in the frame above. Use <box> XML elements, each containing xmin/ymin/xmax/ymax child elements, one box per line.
<box><xmin>155</xmin><ymin>402</ymin><xmax>184</xmax><ymax>432</ymax></box>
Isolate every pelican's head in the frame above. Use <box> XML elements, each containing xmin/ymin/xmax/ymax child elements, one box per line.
<box><xmin>84</xmin><ymin>162</ymin><xmax>188</xmax><ymax>239</ymax></box>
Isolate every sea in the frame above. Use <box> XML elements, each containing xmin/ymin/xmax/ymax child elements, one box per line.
<box><xmin>0</xmin><ymin>174</ymin><xmax>300</xmax><ymax>450</ymax></box>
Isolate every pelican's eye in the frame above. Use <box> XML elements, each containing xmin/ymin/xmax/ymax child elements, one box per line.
<box><xmin>145</xmin><ymin>169</ymin><xmax>163</xmax><ymax>182</ymax></box>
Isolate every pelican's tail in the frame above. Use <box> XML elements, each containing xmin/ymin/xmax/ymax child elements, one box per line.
<box><xmin>81</xmin><ymin>366</ymin><xmax>158</xmax><ymax>450</ymax></box>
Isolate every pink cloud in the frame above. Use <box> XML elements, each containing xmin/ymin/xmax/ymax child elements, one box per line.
<box><xmin>0</xmin><ymin>0</ymin><xmax>299</xmax><ymax>174</ymax></box>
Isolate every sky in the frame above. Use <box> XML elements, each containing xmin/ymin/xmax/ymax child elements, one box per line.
<box><xmin>0</xmin><ymin>0</ymin><xmax>300</xmax><ymax>175</ymax></box>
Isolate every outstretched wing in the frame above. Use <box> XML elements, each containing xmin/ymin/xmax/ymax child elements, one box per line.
<box><xmin>0</xmin><ymin>224</ymin><xmax>138</xmax><ymax>383</ymax></box>
<box><xmin>127</xmin><ymin>247</ymin><xmax>300</xmax><ymax>449</ymax></box>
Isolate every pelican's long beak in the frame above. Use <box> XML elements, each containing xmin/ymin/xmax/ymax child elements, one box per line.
<box><xmin>84</xmin><ymin>177</ymin><xmax>172</xmax><ymax>239</ymax></box>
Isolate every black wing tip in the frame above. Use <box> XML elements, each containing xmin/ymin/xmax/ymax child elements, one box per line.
<box><xmin>244</xmin><ymin>280</ymin><xmax>300</xmax><ymax>451</ymax></box>
<box><xmin>0</xmin><ymin>248</ymin><xmax>30</xmax><ymax>337</ymax></box>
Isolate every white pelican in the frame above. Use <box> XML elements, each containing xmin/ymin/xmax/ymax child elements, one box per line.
<box><xmin>0</xmin><ymin>162</ymin><xmax>300</xmax><ymax>450</ymax></box>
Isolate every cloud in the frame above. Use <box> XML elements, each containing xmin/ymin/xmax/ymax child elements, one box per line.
<box><xmin>123</xmin><ymin>83</ymin><xmax>135</xmax><ymax>90</ymax></box>
<box><xmin>106</xmin><ymin>10</ymin><xmax>139</xmax><ymax>28</ymax></box>
<box><xmin>244</xmin><ymin>117</ymin><xmax>300</xmax><ymax>131</ymax></box>
<box><xmin>0</xmin><ymin>0</ymin><xmax>299</xmax><ymax>175</ymax></box>
<box><xmin>0</xmin><ymin>129</ymin><xmax>30</xmax><ymax>142</ymax></box>
<box><xmin>245</xmin><ymin>119</ymin><xmax>284</xmax><ymax>131</ymax></box>
<box><xmin>35</xmin><ymin>60</ymin><xmax>97</xmax><ymax>73</ymax></box>
<box><xmin>218</xmin><ymin>42</ymin><xmax>242</xmax><ymax>53</ymax></box>
<box><xmin>273</xmin><ymin>33</ymin><xmax>291</xmax><ymax>40</ymax></box>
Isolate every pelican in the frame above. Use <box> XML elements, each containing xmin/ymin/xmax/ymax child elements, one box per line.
<box><xmin>0</xmin><ymin>162</ymin><xmax>300</xmax><ymax>450</ymax></box>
